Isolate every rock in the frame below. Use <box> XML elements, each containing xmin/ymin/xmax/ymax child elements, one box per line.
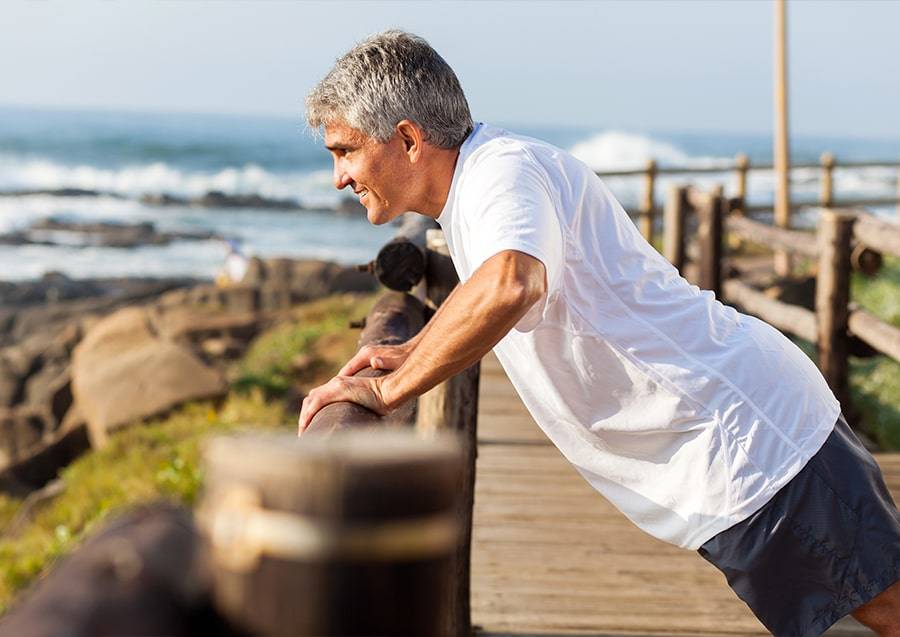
<box><xmin>0</xmin><ymin>402</ymin><xmax>91</xmax><ymax>491</ymax></box>
<box><xmin>153</xmin><ymin>306</ymin><xmax>260</xmax><ymax>345</ymax></box>
<box><xmin>192</xmin><ymin>190</ymin><xmax>302</xmax><ymax>210</ymax></box>
<box><xmin>0</xmin><ymin>406</ymin><xmax>49</xmax><ymax>469</ymax></box>
<box><xmin>139</xmin><ymin>193</ymin><xmax>189</xmax><ymax>206</ymax></box>
<box><xmin>0</xmin><ymin>187</ymin><xmax>109</xmax><ymax>198</ymax></box>
<box><xmin>71</xmin><ymin>307</ymin><xmax>228</xmax><ymax>445</ymax></box>
<box><xmin>0</xmin><ymin>357</ymin><xmax>23</xmax><ymax>407</ymax></box>
<box><xmin>199</xmin><ymin>338</ymin><xmax>242</xmax><ymax>360</ymax></box>
<box><xmin>24</xmin><ymin>362</ymin><xmax>72</xmax><ymax>425</ymax></box>
<box><xmin>0</xmin><ymin>218</ymin><xmax>219</xmax><ymax>250</ymax></box>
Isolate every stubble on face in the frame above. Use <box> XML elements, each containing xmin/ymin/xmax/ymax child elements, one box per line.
<box><xmin>324</xmin><ymin>121</ymin><xmax>408</xmax><ymax>226</ymax></box>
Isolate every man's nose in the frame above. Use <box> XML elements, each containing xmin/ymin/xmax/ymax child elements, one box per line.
<box><xmin>333</xmin><ymin>161</ymin><xmax>352</xmax><ymax>190</ymax></box>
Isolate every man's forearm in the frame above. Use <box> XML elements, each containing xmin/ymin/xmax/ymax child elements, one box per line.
<box><xmin>403</xmin><ymin>282</ymin><xmax>462</xmax><ymax>351</ymax></box>
<box><xmin>381</xmin><ymin>251</ymin><xmax>544</xmax><ymax>408</ymax></box>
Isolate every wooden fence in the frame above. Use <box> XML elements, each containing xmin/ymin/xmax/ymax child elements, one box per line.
<box><xmin>604</xmin><ymin>156</ymin><xmax>900</xmax><ymax>243</ymax></box>
<box><xmin>665</xmin><ymin>184</ymin><xmax>900</xmax><ymax>418</ymax></box>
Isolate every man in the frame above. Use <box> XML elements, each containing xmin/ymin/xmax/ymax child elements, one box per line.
<box><xmin>299</xmin><ymin>30</ymin><xmax>900</xmax><ymax>636</ymax></box>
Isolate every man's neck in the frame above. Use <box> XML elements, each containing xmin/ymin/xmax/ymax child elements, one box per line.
<box><xmin>416</xmin><ymin>146</ymin><xmax>462</xmax><ymax>219</ymax></box>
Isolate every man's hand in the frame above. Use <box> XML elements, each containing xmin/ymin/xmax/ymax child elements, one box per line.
<box><xmin>297</xmin><ymin>373</ymin><xmax>390</xmax><ymax>435</ymax></box>
<box><xmin>337</xmin><ymin>342</ymin><xmax>411</xmax><ymax>377</ymax></box>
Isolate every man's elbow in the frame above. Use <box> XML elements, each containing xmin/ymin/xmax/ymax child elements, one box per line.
<box><xmin>496</xmin><ymin>251</ymin><xmax>547</xmax><ymax>312</ymax></box>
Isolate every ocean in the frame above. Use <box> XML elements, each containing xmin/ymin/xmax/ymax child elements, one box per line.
<box><xmin>1</xmin><ymin>106</ymin><xmax>897</xmax><ymax>282</ymax></box>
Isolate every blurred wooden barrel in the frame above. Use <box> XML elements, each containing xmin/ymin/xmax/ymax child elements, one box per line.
<box><xmin>198</xmin><ymin>428</ymin><xmax>462</xmax><ymax>637</ymax></box>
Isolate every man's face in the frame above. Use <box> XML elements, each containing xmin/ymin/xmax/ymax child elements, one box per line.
<box><xmin>324</xmin><ymin>121</ymin><xmax>411</xmax><ymax>225</ymax></box>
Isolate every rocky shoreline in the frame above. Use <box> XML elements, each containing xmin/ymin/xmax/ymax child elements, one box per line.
<box><xmin>0</xmin><ymin>261</ymin><xmax>376</xmax><ymax>495</ymax></box>
<box><xmin>0</xmin><ymin>187</ymin><xmax>366</xmax><ymax>215</ymax></box>
<box><xmin>0</xmin><ymin>218</ymin><xmax>221</xmax><ymax>249</ymax></box>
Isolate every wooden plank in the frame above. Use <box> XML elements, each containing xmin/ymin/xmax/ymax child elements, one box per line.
<box><xmin>849</xmin><ymin>309</ymin><xmax>900</xmax><ymax>362</ymax></box>
<box><xmin>854</xmin><ymin>211</ymin><xmax>900</xmax><ymax>259</ymax></box>
<box><xmin>725</xmin><ymin>215</ymin><xmax>818</xmax><ymax>258</ymax></box>
<box><xmin>722</xmin><ymin>278</ymin><xmax>818</xmax><ymax>342</ymax></box>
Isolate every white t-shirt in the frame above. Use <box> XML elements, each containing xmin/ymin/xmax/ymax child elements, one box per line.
<box><xmin>436</xmin><ymin>123</ymin><xmax>840</xmax><ymax>549</ymax></box>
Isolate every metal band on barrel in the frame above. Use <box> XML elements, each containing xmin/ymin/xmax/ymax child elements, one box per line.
<box><xmin>203</xmin><ymin>487</ymin><xmax>458</xmax><ymax>572</ymax></box>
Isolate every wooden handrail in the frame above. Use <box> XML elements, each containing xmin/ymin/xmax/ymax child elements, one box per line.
<box><xmin>596</xmin><ymin>159</ymin><xmax>900</xmax><ymax>178</ymax></box>
<box><xmin>725</xmin><ymin>215</ymin><xmax>818</xmax><ymax>258</ymax></box>
<box><xmin>854</xmin><ymin>211</ymin><xmax>900</xmax><ymax>259</ymax></box>
<box><xmin>849</xmin><ymin>309</ymin><xmax>900</xmax><ymax>362</ymax></box>
<box><xmin>721</xmin><ymin>279</ymin><xmax>817</xmax><ymax>343</ymax></box>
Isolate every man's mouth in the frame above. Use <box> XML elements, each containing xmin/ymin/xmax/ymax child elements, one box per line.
<box><xmin>355</xmin><ymin>188</ymin><xmax>368</xmax><ymax>201</ymax></box>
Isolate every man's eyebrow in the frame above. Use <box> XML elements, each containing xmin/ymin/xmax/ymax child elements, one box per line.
<box><xmin>325</xmin><ymin>142</ymin><xmax>355</xmax><ymax>151</ymax></box>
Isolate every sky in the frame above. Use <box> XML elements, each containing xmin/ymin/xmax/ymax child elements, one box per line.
<box><xmin>1</xmin><ymin>0</ymin><xmax>899</xmax><ymax>138</ymax></box>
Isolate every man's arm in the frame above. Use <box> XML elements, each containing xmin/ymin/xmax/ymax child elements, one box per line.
<box><xmin>335</xmin><ymin>282</ymin><xmax>464</xmax><ymax>377</ymax></box>
<box><xmin>380</xmin><ymin>250</ymin><xmax>545</xmax><ymax>408</ymax></box>
<box><xmin>297</xmin><ymin>249</ymin><xmax>546</xmax><ymax>432</ymax></box>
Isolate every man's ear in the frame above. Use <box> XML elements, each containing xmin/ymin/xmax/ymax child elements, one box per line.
<box><xmin>395</xmin><ymin>120</ymin><xmax>423</xmax><ymax>162</ymax></box>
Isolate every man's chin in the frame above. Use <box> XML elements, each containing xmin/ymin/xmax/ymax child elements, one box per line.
<box><xmin>367</xmin><ymin>208</ymin><xmax>395</xmax><ymax>226</ymax></box>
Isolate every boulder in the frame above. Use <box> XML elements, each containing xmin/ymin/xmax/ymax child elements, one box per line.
<box><xmin>24</xmin><ymin>361</ymin><xmax>72</xmax><ymax>425</ymax></box>
<box><xmin>71</xmin><ymin>307</ymin><xmax>228</xmax><ymax>446</ymax></box>
<box><xmin>0</xmin><ymin>405</ymin><xmax>89</xmax><ymax>491</ymax></box>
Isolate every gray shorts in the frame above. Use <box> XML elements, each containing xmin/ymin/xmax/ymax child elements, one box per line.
<box><xmin>698</xmin><ymin>414</ymin><xmax>900</xmax><ymax>637</ymax></box>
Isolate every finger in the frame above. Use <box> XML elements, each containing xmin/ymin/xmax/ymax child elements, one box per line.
<box><xmin>339</xmin><ymin>351</ymin><xmax>371</xmax><ymax>377</ymax></box>
<box><xmin>298</xmin><ymin>396</ymin><xmax>310</xmax><ymax>436</ymax></box>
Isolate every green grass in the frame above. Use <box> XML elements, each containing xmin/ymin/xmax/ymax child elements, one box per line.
<box><xmin>849</xmin><ymin>255</ymin><xmax>900</xmax><ymax>449</ymax></box>
<box><xmin>234</xmin><ymin>293</ymin><xmax>378</xmax><ymax>395</ymax></box>
<box><xmin>0</xmin><ymin>291</ymin><xmax>378</xmax><ymax>613</ymax></box>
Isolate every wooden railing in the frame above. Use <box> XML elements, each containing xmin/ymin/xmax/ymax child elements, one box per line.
<box><xmin>665</xmin><ymin>185</ymin><xmax>900</xmax><ymax>416</ymax></box>
<box><xmin>304</xmin><ymin>214</ymin><xmax>480</xmax><ymax>636</ymax></box>
<box><xmin>602</xmin><ymin>157</ymin><xmax>900</xmax><ymax>243</ymax></box>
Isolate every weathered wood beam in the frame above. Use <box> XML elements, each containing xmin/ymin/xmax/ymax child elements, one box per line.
<box><xmin>816</xmin><ymin>210</ymin><xmax>854</xmax><ymax>411</ymax></box>
<box><xmin>849</xmin><ymin>309</ymin><xmax>900</xmax><ymax>362</ymax></box>
<box><xmin>663</xmin><ymin>185</ymin><xmax>688</xmax><ymax>272</ymax></box>
<box><xmin>698</xmin><ymin>188</ymin><xmax>724</xmax><ymax>297</ymax></box>
<box><xmin>722</xmin><ymin>278</ymin><xmax>817</xmax><ymax>343</ymax></box>
<box><xmin>725</xmin><ymin>215</ymin><xmax>818</xmax><ymax>258</ymax></box>
<box><xmin>853</xmin><ymin>211</ymin><xmax>900</xmax><ymax>260</ymax></box>
<box><xmin>304</xmin><ymin>292</ymin><xmax>425</xmax><ymax>434</ymax></box>
<box><xmin>416</xmin><ymin>228</ymin><xmax>479</xmax><ymax>637</ymax></box>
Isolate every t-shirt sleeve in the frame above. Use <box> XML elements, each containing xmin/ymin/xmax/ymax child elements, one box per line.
<box><xmin>460</xmin><ymin>147</ymin><xmax>565</xmax><ymax>332</ymax></box>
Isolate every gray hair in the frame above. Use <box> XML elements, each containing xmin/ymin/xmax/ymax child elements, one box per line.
<box><xmin>306</xmin><ymin>30</ymin><xmax>473</xmax><ymax>149</ymax></box>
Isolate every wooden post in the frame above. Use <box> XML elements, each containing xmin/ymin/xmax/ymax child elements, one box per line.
<box><xmin>639</xmin><ymin>159</ymin><xmax>657</xmax><ymax>242</ymax></box>
<box><xmin>698</xmin><ymin>187</ymin><xmax>725</xmax><ymax>297</ymax></box>
<box><xmin>663</xmin><ymin>184</ymin><xmax>688</xmax><ymax>272</ymax></box>
<box><xmin>369</xmin><ymin>214</ymin><xmax>440</xmax><ymax>292</ymax></box>
<box><xmin>816</xmin><ymin>210</ymin><xmax>854</xmax><ymax>413</ymax></box>
<box><xmin>417</xmin><ymin>228</ymin><xmax>479</xmax><ymax>637</ymax></box>
<box><xmin>773</xmin><ymin>0</ymin><xmax>793</xmax><ymax>276</ymax></box>
<box><xmin>734</xmin><ymin>153</ymin><xmax>749</xmax><ymax>215</ymax></box>
<box><xmin>200</xmin><ymin>429</ymin><xmax>464</xmax><ymax>637</ymax></box>
<box><xmin>820</xmin><ymin>152</ymin><xmax>835</xmax><ymax>208</ymax></box>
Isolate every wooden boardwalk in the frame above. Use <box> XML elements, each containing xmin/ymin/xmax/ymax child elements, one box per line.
<box><xmin>470</xmin><ymin>353</ymin><xmax>899</xmax><ymax>636</ymax></box>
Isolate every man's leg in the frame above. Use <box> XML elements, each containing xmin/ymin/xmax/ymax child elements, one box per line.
<box><xmin>852</xmin><ymin>579</ymin><xmax>900</xmax><ymax>636</ymax></box>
